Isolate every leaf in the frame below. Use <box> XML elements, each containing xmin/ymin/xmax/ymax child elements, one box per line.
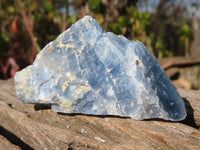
<box><xmin>6</xmin><ymin>6</ymin><xmax>15</xmax><ymax>15</ymax></box>
<box><xmin>44</xmin><ymin>1</ymin><xmax>53</xmax><ymax>13</ymax></box>
<box><xmin>179</xmin><ymin>24</ymin><xmax>191</xmax><ymax>37</ymax></box>
<box><xmin>0</xmin><ymin>34</ymin><xmax>9</xmax><ymax>54</ymax></box>
<box><xmin>89</xmin><ymin>0</ymin><xmax>101</xmax><ymax>13</ymax></box>
<box><xmin>118</xmin><ymin>16</ymin><xmax>130</xmax><ymax>26</ymax></box>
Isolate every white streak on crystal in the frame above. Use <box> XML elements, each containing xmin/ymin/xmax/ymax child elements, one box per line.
<box><xmin>107</xmin><ymin>87</ymin><xmax>115</xmax><ymax>97</ymax></box>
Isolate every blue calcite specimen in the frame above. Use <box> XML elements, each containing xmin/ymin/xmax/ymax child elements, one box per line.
<box><xmin>14</xmin><ymin>15</ymin><xmax>186</xmax><ymax>121</ymax></box>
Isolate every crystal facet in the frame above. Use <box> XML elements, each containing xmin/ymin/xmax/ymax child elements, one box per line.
<box><xmin>14</xmin><ymin>15</ymin><xmax>186</xmax><ymax>121</ymax></box>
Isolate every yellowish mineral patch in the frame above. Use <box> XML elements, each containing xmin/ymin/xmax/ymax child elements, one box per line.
<box><xmin>131</xmin><ymin>102</ymin><xmax>134</xmax><ymax>107</ymax></box>
<box><xmin>104</xmin><ymin>48</ymin><xmax>107</xmax><ymax>55</ymax></box>
<box><xmin>59</xmin><ymin>99</ymin><xmax>73</xmax><ymax>111</ymax></box>
<box><xmin>80</xmin><ymin>33</ymin><xmax>85</xmax><ymax>42</ymax></box>
<box><xmin>58</xmin><ymin>43</ymin><xmax>65</xmax><ymax>48</ymax></box>
<box><xmin>61</xmin><ymin>75</ymin><xmax>76</xmax><ymax>92</ymax></box>
<box><xmin>48</xmin><ymin>48</ymin><xmax>51</xmax><ymax>51</ymax></box>
<box><xmin>65</xmin><ymin>44</ymin><xmax>75</xmax><ymax>49</ymax></box>
<box><xmin>73</xmin><ymin>85</ymin><xmax>91</xmax><ymax>99</ymax></box>
<box><xmin>106</xmin><ymin>68</ymin><xmax>112</xmax><ymax>72</ymax></box>
<box><xmin>112</xmin><ymin>78</ymin><xmax>117</xmax><ymax>84</ymax></box>
<box><xmin>62</xmin><ymin>80</ymin><xmax>69</xmax><ymax>92</ymax></box>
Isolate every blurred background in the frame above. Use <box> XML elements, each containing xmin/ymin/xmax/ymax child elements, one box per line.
<box><xmin>0</xmin><ymin>0</ymin><xmax>200</xmax><ymax>90</ymax></box>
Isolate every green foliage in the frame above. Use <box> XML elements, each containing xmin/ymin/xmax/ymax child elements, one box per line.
<box><xmin>179</xmin><ymin>24</ymin><xmax>192</xmax><ymax>57</ymax></box>
<box><xmin>44</xmin><ymin>1</ymin><xmax>54</xmax><ymax>13</ymax></box>
<box><xmin>162</xmin><ymin>49</ymin><xmax>172</xmax><ymax>58</ymax></box>
<box><xmin>180</xmin><ymin>24</ymin><xmax>191</xmax><ymax>38</ymax></box>
<box><xmin>107</xmin><ymin>23</ymin><xmax>121</xmax><ymax>35</ymax></box>
<box><xmin>118</xmin><ymin>16</ymin><xmax>130</xmax><ymax>27</ymax></box>
<box><xmin>107</xmin><ymin>6</ymin><xmax>151</xmax><ymax>41</ymax></box>
<box><xmin>155</xmin><ymin>41</ymin><xmax>164</xmax><ymax>51</ymax></box>
<box><xmin>95</xmin><ymin>13</ymin><xmax>104</xmax><ymax>25</ymax></box>
<box><xmin>155</xmin><ymin>41</ymin><xmax>172</xmax><ymax>58</ymax></box>
<box><xmin>127</xmin><ymin>6</ymin><xmax>151</xmax><ymax>31</ymax></box>
<box><xmin>6</xmin><ymin>6</ymin><xmax>15</xmax><ymax>15</ymax></box>
<box><xmin>67</xmin><ymin>15</ymin><xmax>78</xmax><ymax>24</ymax></box>
<box><xmin>89</xmin><ymin>0</ymin><xmax>101</xmax><ymax>13</ymax></box>
<box><xmin>0</xmin><ymin>34</ymin><xmax>9</xmax><ymax>55</ymax></box>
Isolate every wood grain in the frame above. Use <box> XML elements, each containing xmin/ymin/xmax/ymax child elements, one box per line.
<box><xmin>0</xmin><ymin>79</ymin><xmax>200</xmax><ymax>150</ymax></box>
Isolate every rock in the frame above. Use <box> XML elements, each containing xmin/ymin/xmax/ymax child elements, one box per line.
<box><xmin>0</xmin><ymin>79</ymin><xmax>200</xmax><ymax>149</ymax></box>
<box><xmin>15</xmin><ymin>15</ymin><xmax>186</xmax><ymax>121</ymax></box>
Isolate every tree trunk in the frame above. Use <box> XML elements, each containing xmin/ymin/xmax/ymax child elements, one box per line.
<box><xmin>190</xmin><ymin>0</ymin><xmax>200</xmax><ymax>57</ymax></box>
<box><xmin>185</xmin><ymin>38</ymin><xmax>189</xmax><ymax>57</ymax></box>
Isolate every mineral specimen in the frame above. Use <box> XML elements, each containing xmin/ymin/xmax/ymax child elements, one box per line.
<box><xmin>14</xmin><ymin>15</ymin><xmax>186</xmax><ymax>121</ymax></box>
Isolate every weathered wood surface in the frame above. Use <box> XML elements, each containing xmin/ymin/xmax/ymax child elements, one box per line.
<box><xmin>0</xmin><ymin>79</ymin><xmax>200</xmax><ymax>150</ymax></box>
<box><xmin>159</xmin><ymin>57</ymin><xmax>200</xmax><ymax>70</ymax></box>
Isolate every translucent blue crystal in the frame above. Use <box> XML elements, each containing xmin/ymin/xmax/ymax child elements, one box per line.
<box><xmin>14</xmin><ymin>15</ymin><xmax>186</xmax><ymax>121</ymax></box>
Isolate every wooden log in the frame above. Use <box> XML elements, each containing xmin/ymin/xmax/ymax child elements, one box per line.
<box><xmin>178</xmin><ymin>88</ymin><xmax>200</xmax><ymax>128</ymax></box>
<box><xmin>165</xmin><ymin>67</ymin><xmax>179</xmax><ymax>78</ymax></box>
<box><xmin>0</xmin><ymin>79</ymin><xmax>200</xmax><ymax>150</ymax></box>
<box><xmin>159</xmin><ymin>57</ymin><xmax>200</xmax><ymax>70</ymax></box>
<box><xmin>0</xmin><ymin>134</ymin><xmax>21</xmax><ymax>150</ymax></box>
